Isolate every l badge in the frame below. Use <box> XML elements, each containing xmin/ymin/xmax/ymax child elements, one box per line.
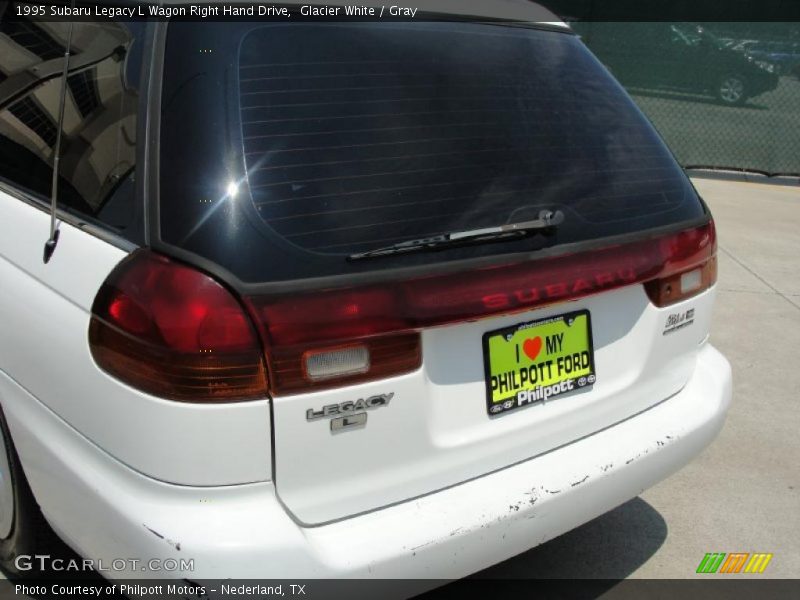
<box><xmin>330</xmin><ymin>412</ymin><xmax>367</xmax><ymax>433</ymax></box>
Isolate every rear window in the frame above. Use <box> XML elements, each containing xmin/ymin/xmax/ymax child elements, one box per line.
<box><xmin>159</xmin><ymin>21</ymin><xmax>705</xmax><ymax>284</ymax></box>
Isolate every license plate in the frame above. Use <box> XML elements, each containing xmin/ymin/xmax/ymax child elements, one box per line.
<box><xmin>482</xmin><ymin>310</ymin><xmax>596</xmax><ymax>416</ymax></box>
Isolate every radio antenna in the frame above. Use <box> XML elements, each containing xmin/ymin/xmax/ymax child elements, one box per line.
<box><xmin>43</xmin><ymin>17</ymin><xmax>75</xmax><ymax>264</ymax></box>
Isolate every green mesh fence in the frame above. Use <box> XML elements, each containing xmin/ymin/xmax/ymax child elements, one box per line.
<box><xmin>575</xmin><ymin>22</ymin><xmax>800</xmax><ymax>175</ymax></box>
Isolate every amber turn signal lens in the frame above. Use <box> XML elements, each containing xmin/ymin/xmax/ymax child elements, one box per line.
<box><xmin>645</xmin><ymin>255</ymin><xmax>717</xmax><ymax>307</ymax></box>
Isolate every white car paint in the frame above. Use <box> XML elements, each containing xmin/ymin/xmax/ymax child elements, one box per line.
<box><xmin>274</xmin><ymin>285</ymin><xmax>717</xmax><ymax>524</ymax></box>
<box><xmin>0</xmin><ymin>340</ymin><xmax>729</xmax><ymax>579</ymax></box>
<box><xmin>0</xmin><ymin>190</ymin><xmax>273</xmax><ymax>486</ymax></box>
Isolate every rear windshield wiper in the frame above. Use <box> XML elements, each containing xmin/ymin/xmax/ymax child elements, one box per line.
<box><xmin>348</xmin><ymin>210</ymin><xmax>565</xmax><ymax>261</ymax></box>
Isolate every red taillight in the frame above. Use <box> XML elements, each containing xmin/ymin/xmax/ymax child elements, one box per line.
<box><xmin>91</xmin><ymin>221</ymin><xmax>715</xmax><ymax>400</ymax></box>
<box><xmin>89</xmin><ymin>251</ymin><xmax>267</xmax><ymax>402</ymax></box>
<box><xmin>248</xmin><ymin>221</ymin><xmax>716</xmax><ymax>394</ymax></box>
<box><xmin>644</xmin><ymin>220</ymin><xmax>717</xmax><ymax>306</ymax></box>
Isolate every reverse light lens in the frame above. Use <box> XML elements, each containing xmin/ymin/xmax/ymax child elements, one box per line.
<box><xmin>645</xmin><ymin>256</ymin><xmax>717</xmax><ymax>307</ymax></box>
<box><xmin>269</xmin><ymin>335</ymin><xmax>420</xmax><ymax>394</ymax></box>
<box><xmin>680</xmin><ymin>268</ymin><xmax>703</xmax><ymax>293</ymax></box>
<box><xmin>89</xmin><ymin>251</ymin><xmax>267</xmax><ymax>402</ymax></box>
<box><xmin>304</xmin><ymin>345</ymin><xmax>370</xmax><ymax>381</ymax></box>
<box><xmin>644</xmin><ymin>220</ymin><xmax>717</xmax><ymax>306</ymax></box>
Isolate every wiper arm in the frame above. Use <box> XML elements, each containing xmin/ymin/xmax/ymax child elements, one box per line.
<box><xmin>348</xmin><ymin>210</ymin><xmax>565</xmax><ymax>261</ymax></box>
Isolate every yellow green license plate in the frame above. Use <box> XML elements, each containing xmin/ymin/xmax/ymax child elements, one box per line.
<box><xmin>482</xmin><ymin>310</ymin><xmax>596</xmax><ymax>416</ymax></box>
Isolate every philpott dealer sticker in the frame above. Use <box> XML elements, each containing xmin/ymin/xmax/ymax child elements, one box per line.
<box><xmin>482</xmin><ymin>310</ymin><xmax>596</xmax><ymax>416</ymax></box>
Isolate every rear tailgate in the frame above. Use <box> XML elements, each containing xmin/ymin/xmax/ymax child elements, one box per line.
<box><xmin>158</xmin><ymin>21</ymin><xmax>714</xmax><ymax>524</ymax></box>
<box><xmin>272</xmin><ymin>284</ymin><xmax>714</xmax><ymax>523</ymax></box>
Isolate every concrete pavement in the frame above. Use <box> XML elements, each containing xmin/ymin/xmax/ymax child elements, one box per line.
<box><xmin>479</xmin><ymin>176</ymin><xmax>800</xmax><ymax>579</ymax></box>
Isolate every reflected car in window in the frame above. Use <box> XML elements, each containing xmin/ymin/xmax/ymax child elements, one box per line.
<box><xmin>578</xmin><ymin>22</ymin><xmax>780</xmax><ymax>105</ymax></box>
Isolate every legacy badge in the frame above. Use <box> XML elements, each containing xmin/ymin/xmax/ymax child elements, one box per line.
<box><xmin>306</xmin><ymin>393</ymin><xmax>394</xmax><ymax>433</ymax></box>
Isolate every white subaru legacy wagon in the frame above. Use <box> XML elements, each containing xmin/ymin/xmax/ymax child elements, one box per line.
<box><xmin>0</xmin><ymin>0</ymin><xmax>730</xmax><ymax>581</ymax></box>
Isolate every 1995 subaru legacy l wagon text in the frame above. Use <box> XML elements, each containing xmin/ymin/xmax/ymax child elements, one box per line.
<box><xmin>0</xmin><ymin>0</ymin><xmax>730</xmax><ymax>581</ymax></box>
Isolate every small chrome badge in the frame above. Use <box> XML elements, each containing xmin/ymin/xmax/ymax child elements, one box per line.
<box><xmin>330</xmin><ymin>412</ymin><xmax>368</xmax><ymax>433</ymax></box>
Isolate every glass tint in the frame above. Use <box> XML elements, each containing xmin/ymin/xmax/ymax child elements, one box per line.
<box><xmin>239</xmin><ymin>23</ymin><xmax>698</xmax><ymax>256</ymax></box>
<box><xmin>0</xmin><ymin>15</ymin><xmax>142</xmax><ymax>232</ymax></box>
<box><xmin>161</xmin><ymin>22</ymin><xmax>704</xmax><ymax>283</ymax></box>
<box><xmin>575</xmin><ymin>22</ymin><xmax>799</xmax><ymax>175</ymax></box>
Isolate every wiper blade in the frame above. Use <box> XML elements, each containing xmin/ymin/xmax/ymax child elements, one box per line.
<box><xmin>348</xmin><ymin>210</ymin><xmax>565</xmax><ymax>261</ymax></box>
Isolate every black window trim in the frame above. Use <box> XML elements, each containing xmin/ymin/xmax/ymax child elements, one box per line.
<box><xmin>0</xmin><ymin>177</ymin><xmax>138</xmax><ymax>252</ymax></box>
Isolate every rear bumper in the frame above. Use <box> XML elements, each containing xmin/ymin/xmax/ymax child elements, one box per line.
<box><xmin>3</xmin><ymin>344</ymin><xmax>730</xmax><ymax>579</ymax></box>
